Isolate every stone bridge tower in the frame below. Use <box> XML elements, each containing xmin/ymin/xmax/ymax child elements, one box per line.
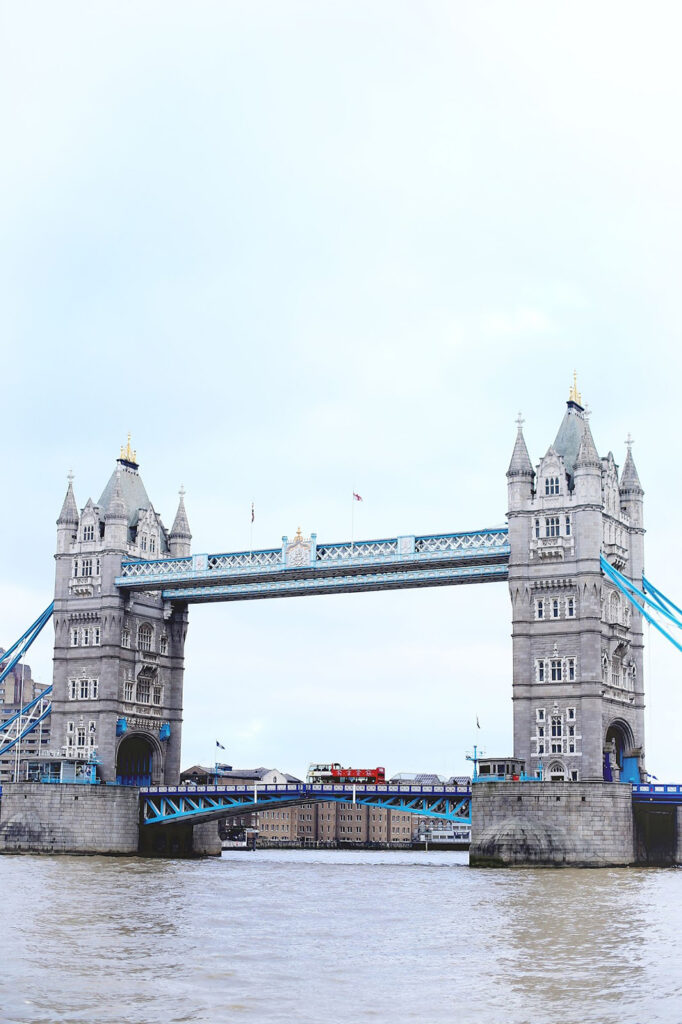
<box><xmin>51</xmin><ymin>439</ymin><xmax>191</xmax><ymax>785</ymax></box>
<box><xmin>506</xmin><ymin>381</ymin><xmax>645</xmax><ymax>782</ymax></box>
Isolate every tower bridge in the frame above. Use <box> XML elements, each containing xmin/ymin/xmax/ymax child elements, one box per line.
<box><xmin>1</xmin><ymin>381</ymin><xmax>670</xmax><ymax>863</ymax></box>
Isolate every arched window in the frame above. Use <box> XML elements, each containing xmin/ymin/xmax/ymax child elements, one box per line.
<box><xmin>138</xmin><ymin>624</ymin><xmax>153</xmax><ymax>652</ymax></box>
<box><xmin>545</xmin><ymin>477</ymin><xmax>560</xmax><ymax>495</ymax></box>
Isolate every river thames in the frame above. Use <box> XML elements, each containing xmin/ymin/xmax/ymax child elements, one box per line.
<box><xmin>3</xmin><ymin>849</ymin><xmax>681</xmax><ymax>1024</ymax></box>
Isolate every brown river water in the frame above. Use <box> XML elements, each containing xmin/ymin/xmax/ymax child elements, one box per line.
<box><xmin>2</xmin><ymin>849</ymin><xmax>681</xmax><ymax>1024</ymax></box>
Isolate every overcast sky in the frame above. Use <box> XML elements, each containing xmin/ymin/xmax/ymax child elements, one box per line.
<box><xmin>3</xmin><ymin>1</ymin><xmax>682</xmax><ymax>780</ymax></box>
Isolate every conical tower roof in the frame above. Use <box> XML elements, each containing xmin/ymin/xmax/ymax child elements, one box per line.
<box><xmin>620</xmin><ymin>441</ymin><xmax>643</xmax><ymax>494</ymax></box>
<box><xmin>98</xmin><ymin>438</ymin><xmax>152</xmax><ymax>527</ymax></box>
<box><xmin>574</xmin><ymin>417</ymin><xmax>601</xmax><ymax>470</ymax></box>
<box><xmin>105</xmin><ymin>468</ymin><xmax>127</xmax><ymax>521</ymax></box>
<box><xmin>170</xmin><ymin>487</ymin><xmax>192</xmax><ymax>541</ymax></box>
<box><xmin>507</xmin><ymin>416</ymin><xmax>534</xmax><ymax>479</ymax></box>
<box><xmin>57</xmin><ymin>473</ymin><xmax>79</xmax><ymax>525</ymax></box>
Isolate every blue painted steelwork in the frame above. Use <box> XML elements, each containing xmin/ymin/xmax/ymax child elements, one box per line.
<box><xmin>115</xmin><ymin>528</ymin><xmax>509</xmax><ymax>603</ymax></box>
<box><xmin>140</xmin><ymin>782</ymin><xmax>472</xmax><ymax>826</ymax></box>
<box><xmin>632</xmin><ymin>784</ymin><xmax>682</xmax><ymax>804</ymax></box>
<box><xmin>601</xmin><ymin>556</ymin><xmax>682</xmax><ymax>654</ymax></box>
<box><xmin>0</xmin><ymin>685</ymin><xmax>53</xmax><ymax>757</ymax></box>
<box><xmin>0</xmin><ymin>603</ymin><xmax>54</xmax><ymax>687</ymax></box>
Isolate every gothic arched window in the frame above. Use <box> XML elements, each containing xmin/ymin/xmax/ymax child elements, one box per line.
<box><xmin>138</xmin><ymin>624</ymin><xmax>153</xmax><ymax>652</ymax></box>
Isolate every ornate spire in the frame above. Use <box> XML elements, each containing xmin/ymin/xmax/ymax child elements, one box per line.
<box><xmin>57</xmin><ymin>471</ymin><xmax>79</xmax><ymax>525</ymax></box>
<box><xmin>118</xmin><ymin>433</ymin><xmax>138</xmax><ymax>469</ymax></box>
<box><xmin>568</xmin><ymin>370</ymin><xmax>583</xmax><ymax>408</ymax></box>
<box><xmin>105</xmin><ymin>468</ymin><xmax>127</xmax><ymax>521</ymax></box>
<box><xmin>507</xmin><ymin>413</ymin><xmax>534</xmax><ymax>479</ymax></box>
<box><xmin>620</xmin><ymin>435</ymin><xmax>643</xmax><ymax>494</ymax></box>
<box><xmin>170</xmin><ymin>485</ymin><xmax>192</xmax><ymax>540</ymax></box>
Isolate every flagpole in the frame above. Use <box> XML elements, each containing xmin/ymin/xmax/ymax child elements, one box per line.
<box><xmin>250</xmin><ymin>501</ymin><xmax>254</xmax><ymax>558</ymax></box>
<box><xmin>351</xmin><ymin>488</ymin><xmax>354</xmax><ymax>554</ymax></box>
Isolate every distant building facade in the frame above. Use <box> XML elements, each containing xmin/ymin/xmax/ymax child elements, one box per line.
<box><xmin>0</xmin><ymin>652</ymin><xmax>51</xmax><ymax>782</ymax></box>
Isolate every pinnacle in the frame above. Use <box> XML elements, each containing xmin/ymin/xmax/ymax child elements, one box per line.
<box><xmin>170</xmin><ymin>487</ymin><xmax>192</xmax><ymax>540</ymax></box>
<box><xmin>105</xmin><ymin>468</ymin><xmax>127</xmax><ymax>521</ymax></box>
<box><xmin>57</xmin><ymin>474</ymin><xmax>79</xmax><ymax>525</ymax></box>
<box><xmin>507</xmin><ymin>417</ymin><xmax>534</xmax><ymax>479</ymax></box>
<box><xmin>574</xmin><ymin>418</ymin><xmax>601</xmax><ymax>470</ymax></box>
<box><xmin>620</xmin><ymin>445</ymin><xmax>643</xmax><ymax>493</ymax></box>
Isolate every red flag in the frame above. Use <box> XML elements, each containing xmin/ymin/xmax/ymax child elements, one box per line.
<box><xmin>353</xmin><ymin>492</ymin><xmax>363</xmax><ymax>502</ymax></box>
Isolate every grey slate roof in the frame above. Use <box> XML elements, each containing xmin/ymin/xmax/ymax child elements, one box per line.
<box><xmin>553</xmin><ymin>403</ymin><xmax>588</xmax><ymax>481</ymax></box>
<box><xmin>98</xmin><ymin>462</ymin><xmax>152</xmax><ymax>527</ymax></box>
<box><xmin>170</xmin><ymin>491</ymin><xmax>192</xmax><ymax>540</ymax></box>
<box><xmin>574</xmin><ymin>418</ymin><xmax>601</xmax><ymax>470</ymax></box>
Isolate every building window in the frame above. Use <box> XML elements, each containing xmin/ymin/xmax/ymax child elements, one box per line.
<box><xmin>545</xmin><ymin>477</ymin><xmax>560</xmax><ymax>495</ymax></box>
<box><xmin>534</xmin><ymin>519</ymin><xmax>541</xmax><ymax>539</ymax></box>
<box><xmin>82</xmin><ymin>627</ymin><xmax>90</xmax><ymax>647</ymax></box>
<box><xmin>550</xmin><ymin>659</ymin><xmax>562</xmax><ymax>681</ymax></box>
<box><xmin>121</xmin><ymin>628</ymin><xmax>130</xmax><ymax>649</ymax></box>
<box><xmin>81</xmin><ymin>558</ymin><xmax>92</xmax><ymax>577</ymax></box>
<box><xmin>83</xmin><ymin>524</ymin><xmax>94</xmax><ymax>541</ymax></box>
<box><xmin>567</xmin><ymin>658</ymin><xmax>576</xmax><ymax>681</ymax></box>
<box><xmin>150</xmin><ymin>536</ymin><xmax>156</xmax><ymax>554</ymax></box>
<box><xmin>566</xmin><ymin>597</ymin><xmax>575</xmax><ymax>618</ymax></box>
<box><xmin>138</xmin><ymin>624</ymin><xmax>153</xmax><ymax>652</ymax></box>
<box><xmin>565</xmin><ymin>516</ymin><xmax>571</xmax><ymax>536</ymax></box>
<box><xmin>537</xmin><ymin>661</ymin><xmax>546</xmax><ymax>682</ymax></box>
<box><xmin>536</xmin><ymin>599</ymin><xmax>544</xmax><ymax>620</ymax></box>
<box><xmin>538</xmin><ymin>743</ymin><xmax>545</xmax><ymax>755</ymax></box>
<box><xmin>545</xmin><ymin>517</ymin><xmax>560</xmax><ymax>538</ymax></box>
<box><xmin>77</xmin><ymin>726</ymin><xmax>86</xmax><ymax>747</ymax></box>
<box><xmin>79</xmin><ymin>679</ymin><xmax>89</xmax><ymax>700</ymax></box>
<box><xmin>537</xmin><ymin>708</ymin><xmax>545</xmax><ymax>721</ymax></box>
<box><xmin>95</xmin><ymin>558</ymin><xmax>101</xmax><ymax>576</ymax></box>
<box><xmin>137</xmin><ymin>678</ymin><xmax>151</xmax><ymax>704</ymax></box>
<box><xmin>70</xmin><ymin>628</ymin><xmax>79</xmax><ymax>647</ymax></box>
<box><xmin>552</xmin><ymin>599</ymin><xmax>560</xmax><ymax>619</ymax></box>
<box><xmin>152</xmin><ymin>685</ymin><xmax>162</xmax><ymax>706</ymax></box>
<box><xmin>69</xmin><ymin>680</ymin><xmax>78</xmax><ymax>700</ymax></box>
<box><xmin>160</xmin><ymin>635</ymin><xmax>168</xmax><ymax>655</ymax></box>
<box><xmin>90</xmin><ymin>679</ymin><xmax>99</xmax><ymax>699</ymax></box>
<box><xmin>570</xmin><ymin>770</ymin><xmax>579</xmax><ymax>781</ymax></box>
<box><xmin>72</xmin><ymin>558</ymin><xmax>78</xmax><ymax>578</ymax></box>
<box><xmin>93</xmin><ymin>627</ymin><xmax>101</xmax><ymax>646</ymax></box>
<box><xmin>567</xmin><ymin>707</ymin><xmax>576</xmax><ymax>720</ymax></box>
<box><xmin>141</xmin><ymin>535</ymin><xmax>147</xmax><ymax>552</ymax></box>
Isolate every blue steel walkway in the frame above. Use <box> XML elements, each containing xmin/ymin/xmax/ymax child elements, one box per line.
<box><xmin>140</xmin><ymin>782</ymin><xmax>473</xmax><ymax>826</ymax></box>
<box><xmin>116</xmin><ymin>528</ymin><xmax>509</xmax><ymax>602</ymax></box>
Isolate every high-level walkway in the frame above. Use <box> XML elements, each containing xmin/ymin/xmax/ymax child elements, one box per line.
<box><xmin>115</xmin><ymin>528</ymin><xmax>510</xmax><ymax>602</ymax></box>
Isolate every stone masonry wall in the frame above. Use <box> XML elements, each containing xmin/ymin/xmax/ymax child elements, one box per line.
<box><xmin>470</xmin><ymin>781</ymin><xmax>635</xmax><ymax>867</ymax></box>
<box><xmin>0</xmin><ymin>783</ymin><xmax>141</xmax><ymax>854</ymax></box>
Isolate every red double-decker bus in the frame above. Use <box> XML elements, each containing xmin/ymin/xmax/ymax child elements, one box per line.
<box><xmin>307</xmin><ymin>763</ymin><xmax>386</xmax><ymax>785</ymax></box>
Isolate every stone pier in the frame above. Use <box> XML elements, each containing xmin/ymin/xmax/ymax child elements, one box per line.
<box><xmin>0</xmin><ymin>784</ymin><xmax>221</xmax><ymax>857</ymax></box>
<box><xmin>470</xmin><ymin>781</ymin><xmax>636</xmax><ymax>867</ymax></box>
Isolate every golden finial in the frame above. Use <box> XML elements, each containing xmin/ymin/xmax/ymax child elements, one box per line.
<box><xmin>569</xmin><ymin>371</ymin><xmax>582</xmax><ymax>406</ymax></box>
<box><xmin>119</xmin><ymin>432</ymin><xmax>137</xmax><ymax>464</ymax></box>
<box><xmin>294</xmin><ymin>526</ymin><xmax>303</xmax><ymax>542</ymax></box>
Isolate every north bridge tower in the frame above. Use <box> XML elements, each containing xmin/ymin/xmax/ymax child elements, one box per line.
<box><xmin>51</xmin><ymin>439</ymin><xmax>191</xmax><ymax>784</ymax></box>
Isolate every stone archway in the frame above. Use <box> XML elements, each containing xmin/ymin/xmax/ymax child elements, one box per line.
<box><xmin>116</xmin><ymin>733</ymin><xmax>157</xmax><ymax>786</ymax></box>
<box><xmin>603</xmin><ymin>719</ymin><xmax>636</xmax><ymax>782</ymax></box>
<box><xmin>547</xmin><ymin>760</ymin><xmax>567</xmax><ymax>781</ymax></box>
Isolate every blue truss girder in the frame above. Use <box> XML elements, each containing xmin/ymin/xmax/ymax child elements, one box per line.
<box><xmin>116</xmin><ymin>528</ymin><xmax>509</xmax><ymax>603</ymax></box>
<box><xmin>632</xmin><ymin>784</ymin><xmax>682</xmax><ymax>805</ymax></box>
<box><xmin>140</xmin><ymin>783</ymin><xmax>472</xmax><ymax>826</ymax></box>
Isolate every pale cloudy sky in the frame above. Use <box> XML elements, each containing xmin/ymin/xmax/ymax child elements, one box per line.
<box><xmin>3</xmin><ymin>2</ymin><xmax>682</xmax><ymax>780</ymax></box>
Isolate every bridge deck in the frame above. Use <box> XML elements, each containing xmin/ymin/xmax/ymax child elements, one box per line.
<box><xmin>116</xmin><ymin>528</ymin><xmax>510</xmax><ymax>602</ymax></box>
<box><xmin>140</xmin><ymin>782</ymin><xmax>473</xmax><ymax>825</ymax></box>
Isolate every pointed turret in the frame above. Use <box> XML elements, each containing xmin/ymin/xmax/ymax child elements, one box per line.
<box><xmin>620</xmin><ymin>439</ymin><xmax>643</xmax><ymax>495</ymax></box>
<box><xmin>574</xmin><ymin>418</ymin><xmax>601</xmax><ymax>471</ymax></box>
<box><xmin>620</xmin><ymin>436</ymin><xmax>644</xmax><ymax>529</ymax></box>
<box><xmin>57</xmin><ymin>472</ymin><xmax>79</xmax><ymax>526</ymax></box>
<box><xmin>169</xmin><ymin>486</ymin><xmax>192</xmax><ymax>557</ymax></box>
<box><xmin>104</xmin><ymin>468</ymin><xmax>128</xmax><ymax>549</ymax></box>
<box><xmin>507</xmin><ymin>414</ymin><xmax>535</xmax><ymax>510</ymax></box>
<box><xmin>507</xmin><ymin>415</ymin><xmax>534</xmax><ymax>479</ymax></box>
